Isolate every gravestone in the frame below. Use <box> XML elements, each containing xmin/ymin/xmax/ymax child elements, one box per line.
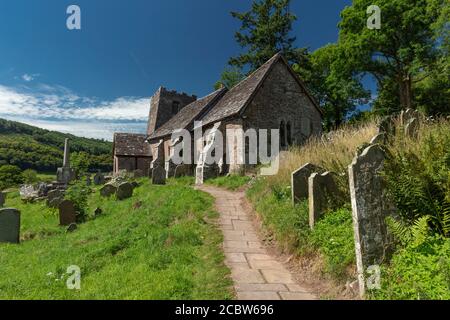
<box><xmin>348</xmin><ymin>144</ymin><xmax>396</xmax><ymax>297</ymax></box>
<box><xmin>93</xmin><ymin>172</ymin><xmax>105</xmax><ymax>185</ymax></box>
<box><xmin>377</xmin><ymin>116</ymin><xmax>395</xmax><ymax>136</ymax></box>
<box><xmin>116</xmin><ymin>182</ymin><xmax>133</xmax><ymax>200</ymax></box>
<box><xmin>67</xmin><ymin>223</ymin><xmax>77</xmax><ymax>232</ymax></box>
<box><xmin>46</xmin><ymin>189</ymin><xmax>64</xmax><ymax>208</ymax></box>
<box><xmin>400</xmin><ymin>108</ymin><xmax>420</xmax><ymax>126</ymax></box>
<box><xmin>86</xmin><ymin>175</ymin><xmax>92</xmax><ymax>186</ymax></box>
<box><xmin>196</xmin><ymin>122</ymin><xmax>222</xmax><ymax>185</ymax></box>
<box><xmin>19</xmin><ymin>184</ymin><xmax>39</xmax><ymax>202</ymax></box>
<box><xmin>0</xmin><ymin>208</ymin><xmax>21</xmax><ymax>244</ymax></box>
<box><xmin>405</xmin><ymin>117</ymin><xmax>419</xmax><ymax>138</ymax></box>
<box><xmin>56</xmin><ymin>138</ymin><xmax>76</xmax><ymax>185</ymax></box>
<box><xmin>174</xmin><ymin>164</ymin><xmax>193</xmax><ymax>178</ymax></box>
<box><xmin>134</xmin><ymin>169</ymin><xmax>144</xmax><ymax>178</ymax></box>
<box><xmin>291</xmin><ymin>163</ymin><xmax>324</xmax><ymax>205</ymax></box>
<box><xmin>58</xmin><ymin>200</ymin><xmax>77</xmax><ymax>226</ymax></box>
<box><xmin>151</xmin><ymin>140</ymin><xmax>166</xmax><ymax>185</ymax></box>
<box><xmin>370</xmin><ymin>132</ymin><xmax>386</xmax><ymax>145</ymax></box>
<box><xmin>308</xmin><ymin>172</ymin><xmax>342</xmax><ymax>228</ymax></box>
<box><xmin>0</xmin><ymin>192</ymin><xmax>5</xmax><ymax>207</ymax></box>
<box><xmin>100</xmin><ymin>183</ymin><xmax>117</xmax><ymax>197</ymax></box>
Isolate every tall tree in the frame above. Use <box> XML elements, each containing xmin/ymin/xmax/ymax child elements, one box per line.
<box><xmin>295</xmin><ymin>44</ymin><xmax>370</xmax><ymax>129</ymax></box>
<box><xmin>228</xmin><ymin>0</ymin><xmax>308</xmax><ymax>73</ymax></box>
<box><xmin>338</xmin><ymin>0</ymin><xmax>444</xmax><ymax>113</ymax></box>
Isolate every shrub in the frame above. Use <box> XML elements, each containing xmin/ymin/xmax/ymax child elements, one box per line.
<box><xmin>64</xmin><ymin>180</ymin><xmax>91</xmax><ymax>222</ymax></box>
<box><xmin>370</xmin><ymin>236</ymin><xmax>450</xmax><ymax>300</ymax></box>
<box><xmin>383</xmin><ymin>118</ymin><xmax>450</xmax><ymax>237</ymax></box>
<box><xmin>0</xmin><ymin>165</ymin><xmax>24</xmax><ymax>190</ymax></box>
<box><xmin>21</xmin><ymin>169</ymin><xmax>38</xmax><ymax>184</ymax></box>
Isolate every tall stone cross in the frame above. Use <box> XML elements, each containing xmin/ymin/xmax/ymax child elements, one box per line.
<box><xmin>63</xmin><ymin>138</ymin><xmax>70</xmax><ymax>167</ymax></box>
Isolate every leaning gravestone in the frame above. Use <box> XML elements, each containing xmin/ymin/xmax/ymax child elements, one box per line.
<box><xmin>152</xmin><ymin>166</ymin><xmax>166</xmax><ymax>185</ymax></box>
<box><xmin>58</xmin><ymin>200</ymin><xmax>77</xmax><ymax>226</ymax></box>
<box><xmin>291</xmin><ymin>163</ymin><xmax>324</xmax><ymax>205</ymax></box>
<box><xmin>46</xmin><ymin>189</ymin><xmax>64</xmax><ymax>208</ymax></box>
<box><xmin>308</xmin><ymin>172</ymin><xmax>341</xmax><ymax>228</ymax></box>
<box><xmin>348</xmin><ymin>144</ymin><xmax>396</xmax><ymax>297</ymax></box>
<box><xmin>0</xmin><ymin>192</ymin><xmax>5</xmax><ymax>207</ymax></box>
<box><xmin>0</xmin><ymin>208</ymin><xmax>21</xmax><ymax>244</ymax></box>
<box><xmin>100</xmin><ymin>183</ymin><xmax>117</xmax><ymax>197</ymax></box>
<box><xmin>405</xmin><ymin>117</ymin><xmax>419</xmax><ymax>138</ymax></box>
<box><xmin>93</xmin><ymin>172</ymin><xmax>105</xmax><ymax>185</ymax></box>
<box><xmin>116</xmin><ymin>182</ymin><xmax>133</xmax><ymax>200</ymax></box>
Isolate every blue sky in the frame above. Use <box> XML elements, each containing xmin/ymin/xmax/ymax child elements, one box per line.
<box><xmin>0</xmin><ymin>0</ymin><xmax>355</xmax><ymax>140</ymax></box>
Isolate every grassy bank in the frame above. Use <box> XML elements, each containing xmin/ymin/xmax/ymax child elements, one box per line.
<box><xmin>206</xmin><ymin>175</ymin><xmax>251</xmax><ymax>190</ymax></box>
<box><xmin>0</xmin><ymin>178</ymin><xmax>233</xmax><ymax>300</ymax></box>
<box><xmin>246</xmin><ymin>118</ymin><xmax>450</xmax><ymax>299</ymax></box>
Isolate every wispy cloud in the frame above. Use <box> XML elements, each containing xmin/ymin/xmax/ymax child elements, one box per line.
<box><xmin>21</xmin><ymin>73</ymin><xmax>40</xmax><ymax>82</ymax></box>
<box><xmin>0</xmin><ymin>84</ymin><xmax>149</xmax><ymax>140</ymax></box>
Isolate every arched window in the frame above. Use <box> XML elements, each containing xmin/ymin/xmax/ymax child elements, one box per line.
<box><xmin>286</xmin><ymin>121</ymin><xmax>292</xmax><ymax>145</ymax></box>
<box><xmin>280</xmin><ymin>121</ymin><xmax>286</xmax><ymax>148</ymax></box>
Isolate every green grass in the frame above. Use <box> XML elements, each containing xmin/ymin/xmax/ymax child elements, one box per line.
<box><xmin>36</xmin><ymin>172</ymin><xmax>56</xmax><ymax>183</ymax></box>
<box><xmin>247</xmin><ymin>178</ymin><xmax>355</xmax><ymax>280</ymax></box>
<box><xmin>206</xmin><ymin>175</ymin><xmax>251</xmax><ymax>191</ymax></box>
<box><xmin>0</xmin><ymin>178</ymin><xmax>233</xmax><ymax>300</ymax></box>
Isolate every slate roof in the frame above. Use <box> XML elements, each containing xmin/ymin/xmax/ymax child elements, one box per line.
<box><xmin>200</xmin><ymin>53</ymin><xmax>323</xmax><ymax>126</ymax></box>
<box><xmin>147</xmin><ymin>87</ymin><xmax>227</xmax><ymax>140</ymax></box>
<box><xmin>113</xmin><ymin>133</ymin><xmax>152</xmax><ymax>157</ymax></box>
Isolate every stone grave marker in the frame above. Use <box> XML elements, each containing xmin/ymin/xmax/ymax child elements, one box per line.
<box><xmin>46</xmin><ymin>189</ymin><xmax>64</xmax><ymax>208</ymax></box>
<box><xmin>100</xmin><ymin>183</ymin><xmax>117</xmax><ymax>197</ymax></box>
<box><xmin>58</xmin><ymin>200</ymin><xmax>77</xmax><ymax>226</ymax></box>
<box><xmin>93</xmin><ymin>172</ymin><xmax>105</xmax><ymax>185</ymax></box>
<box><xmin>405</xmin><ymin>117</ymin><xmax>419</xmax><ymax>138</ymax></box>
<box><xmin>0</xmin><ymin>208</ymin><xmax>21</xmax><ymax>244</ymax></box>
<box><xmin>291</xmin><ymin>163</ymin><xmax>324</xmax><ymax>205</ymax></box>
<box><xmin>308</xmin><ymin>172</ymin><xmax>342</xmax><ymax>228</ymax></box>
<box><xmin>348</xmin><ymin>144</ymin><xmax>396</xmax><ymax>297</ymax></box>
<box><xmin>116</xmin><ymin>182</ymin><xmax>133</xmax><ymax>200</ymax></box>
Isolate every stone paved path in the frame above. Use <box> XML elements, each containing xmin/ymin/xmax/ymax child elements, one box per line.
<box><xmin>197</xmin><ymin>185</ymin><xmax>317</xmax><ymax>300</ymax></box>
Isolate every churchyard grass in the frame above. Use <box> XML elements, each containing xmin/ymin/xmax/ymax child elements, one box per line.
<box><xmin>0</xmin><ymin>179</ymin><xmax>233</xmax><ymax>299</ymax></box>
<box><xmin>206</xmin><ymin>175</ymin><xmax>251</xmax><ymax>191</ymax></box>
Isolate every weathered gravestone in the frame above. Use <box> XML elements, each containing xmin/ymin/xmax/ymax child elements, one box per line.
<box><xmin>377</xmin><ymin>116</ymin><xmax>395</xmax><ymax>136</ymax></box>
<box><xmin>46</xmin><ymin>189</ymin><xmax>64</xmax><ymax>208</ymax></box>
<box><xmin>0</xmin><ymin>192</ymin><xmax>5</xmax><ymax>207</ymax></box>
<box><xmin>400</xmin><ymin>108</ymin><xmax>420</xmax><ymax>126</ymax></box>
<box><xmin>100</xmin><ymin>183</ymin><xmax>117</xmax><ymax>197</ymax></box>
<box><xmin>58</xmin><ymin>200</ymin><xmax>77</xmax><ymax>226</ymax></box>
<box><xmin>56</xmin><ymin>138</ymin><xmax>76</xmax><ymax>185</ymax></box>
<box><xmin>405</xmin><ymin>117</ymin><xmax>419</xmax><ymax>138</ymax></box>
<box><xmin>174</xmin><ymin>164</ymin><xmax>193</xmax><ymax>178</ymax></box>
<box><xmin>151</xmin><ymin>139</ymin><xmax>166</xmax><ymax>185</ymax></box>
<box><xmin>0</xmin><ymin>208</ymin><xmax>21</xmax><ymax>244</ymax></box>
<box><xmin>348</xmin><ymin>144</ymin><xmax>396</xmax><ymax>297</ymax></box>
<box><xmin>86</xmin><ymin>175</ymin><xmax>92</xmax><ymax>186</ymax></box>
<box><xmin>134</xmin><ymin>169</ymin><xmax>144</xmax><ymax>178</ymax></box>
<box><xmin>93</xmin><ymin>172</ymin><xmax>105</xmax><ymax>185</ymax></box>
<box><xmin>370</xmin><ymin>132</ymin><xmax>386</xmax><ymax>145</ymax></box>
<box><xmin>116</xmin><ymin>182</ymin><xmax>133</xmax><ymax>200</ymax></box>
<box><xmin>196</xmin><ymin>122</ymin><xmax>222</xmax><ymax>185</ymax></box>
<box><xmin>308</xmin><ymin>172</ymin><xmax>342</xmax><ymax>229</ymax></box>
<box><xmin>291</xmin><ymin>163</ymin><xmax>324</xmax><ymax>205</ymax></box>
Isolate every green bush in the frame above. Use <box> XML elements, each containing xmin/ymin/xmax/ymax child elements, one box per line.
<box><xmin>383</xmin><ymin>120</ymin><xmax>450</xmax><ymax>237</ymax></box>
<box><xmin>64</xmin><ymin>180</ymin><xmax>91</xmax><ymax>223</ymax></box>
<box><xmin>309</xmin><ymin>207</ymin><xmax>355</xmax><ymax>279</ymax></box>
<box><xmin>370</xmin><ymin>236</ymin><xmax>450</xmax><ymax>300</ymax></box>
<box><xmin>0</xmin><ymin>165</ymin><xmax>24</xmax><ymax>190</ymax></box>
<box><xmin>21</xmin><ymin>169</ymin><xmax>38</xmax><ymax>184</ymax></box>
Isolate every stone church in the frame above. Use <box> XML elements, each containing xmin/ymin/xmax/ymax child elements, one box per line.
<box><xmin>113</xmin><ymin>53</ymin><xmax>323</xmax><ymax>181</ymax></box>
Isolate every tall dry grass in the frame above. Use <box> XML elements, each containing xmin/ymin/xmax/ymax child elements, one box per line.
<box><xmin>269</xmin><ymin>120</ymin><xmax>378</xmax><ymax>187</ymax></box>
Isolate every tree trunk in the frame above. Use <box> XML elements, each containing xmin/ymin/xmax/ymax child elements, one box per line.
<box><xmin>399</xmin><ymin>75</ymin><xmax>413</xmax><ymax>110</ymax></box>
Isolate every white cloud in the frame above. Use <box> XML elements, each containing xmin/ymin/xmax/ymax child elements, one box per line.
<box><xmin>0</xmin><ymin>84</ymin><xmax>149</xmax><ymax>140</ymax></box>
<box><xmin>21</xmin><ymin>73</ymin><xmax>39</xmax><ymax>82</ymax></box>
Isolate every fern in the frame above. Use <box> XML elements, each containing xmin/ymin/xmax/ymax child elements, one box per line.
<box><xmin>387</xmin><ymin>216</ymin><xmax>430</xmax><ymax>247</ymax></box>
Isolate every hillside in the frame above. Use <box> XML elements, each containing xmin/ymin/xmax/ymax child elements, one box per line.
<box><xmin>0</xmin><ymin>118</ymin><xmax>113</xmax><ymax>172</ymax></box>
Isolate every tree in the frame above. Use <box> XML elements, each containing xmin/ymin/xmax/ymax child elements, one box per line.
<box><xmin>228</xmin><ymin>0</ymin><xmax>308</xmax><ymax>73</ymax></box>
<box><xmin>71</xmin><ymin>151</ymin><xmax>91</xmax><ymax>174</ymax></box>
<box><xmin>294</xmin><ymin>44</ymin><xmax>370</xmax><ymax>129</ymax></box>
<box><xmin>0</xmin><ymin>165</ymin><xmax>23</xmax><ymax>190</ymax></box>
<box><xmin>338</xmin><ymin>0</ymin><xmax>444</xmax><ymax>113</ymax></box>
<box><xmin>214</xmin><ymin>67</ymin><xmax>245</xmax><ymax>90</ymax></box>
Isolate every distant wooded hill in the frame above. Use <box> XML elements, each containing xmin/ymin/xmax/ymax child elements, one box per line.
<box><xmin>0</xmin><ymin>118</ymin><xmax>112</xmax><ymax>172</ymax></box>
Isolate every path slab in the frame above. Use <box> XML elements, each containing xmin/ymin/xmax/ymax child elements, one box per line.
<box><xmin>197</xmin><ymin>185</ymin><xmax>318</xmax><ymax>301</ymax></box>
